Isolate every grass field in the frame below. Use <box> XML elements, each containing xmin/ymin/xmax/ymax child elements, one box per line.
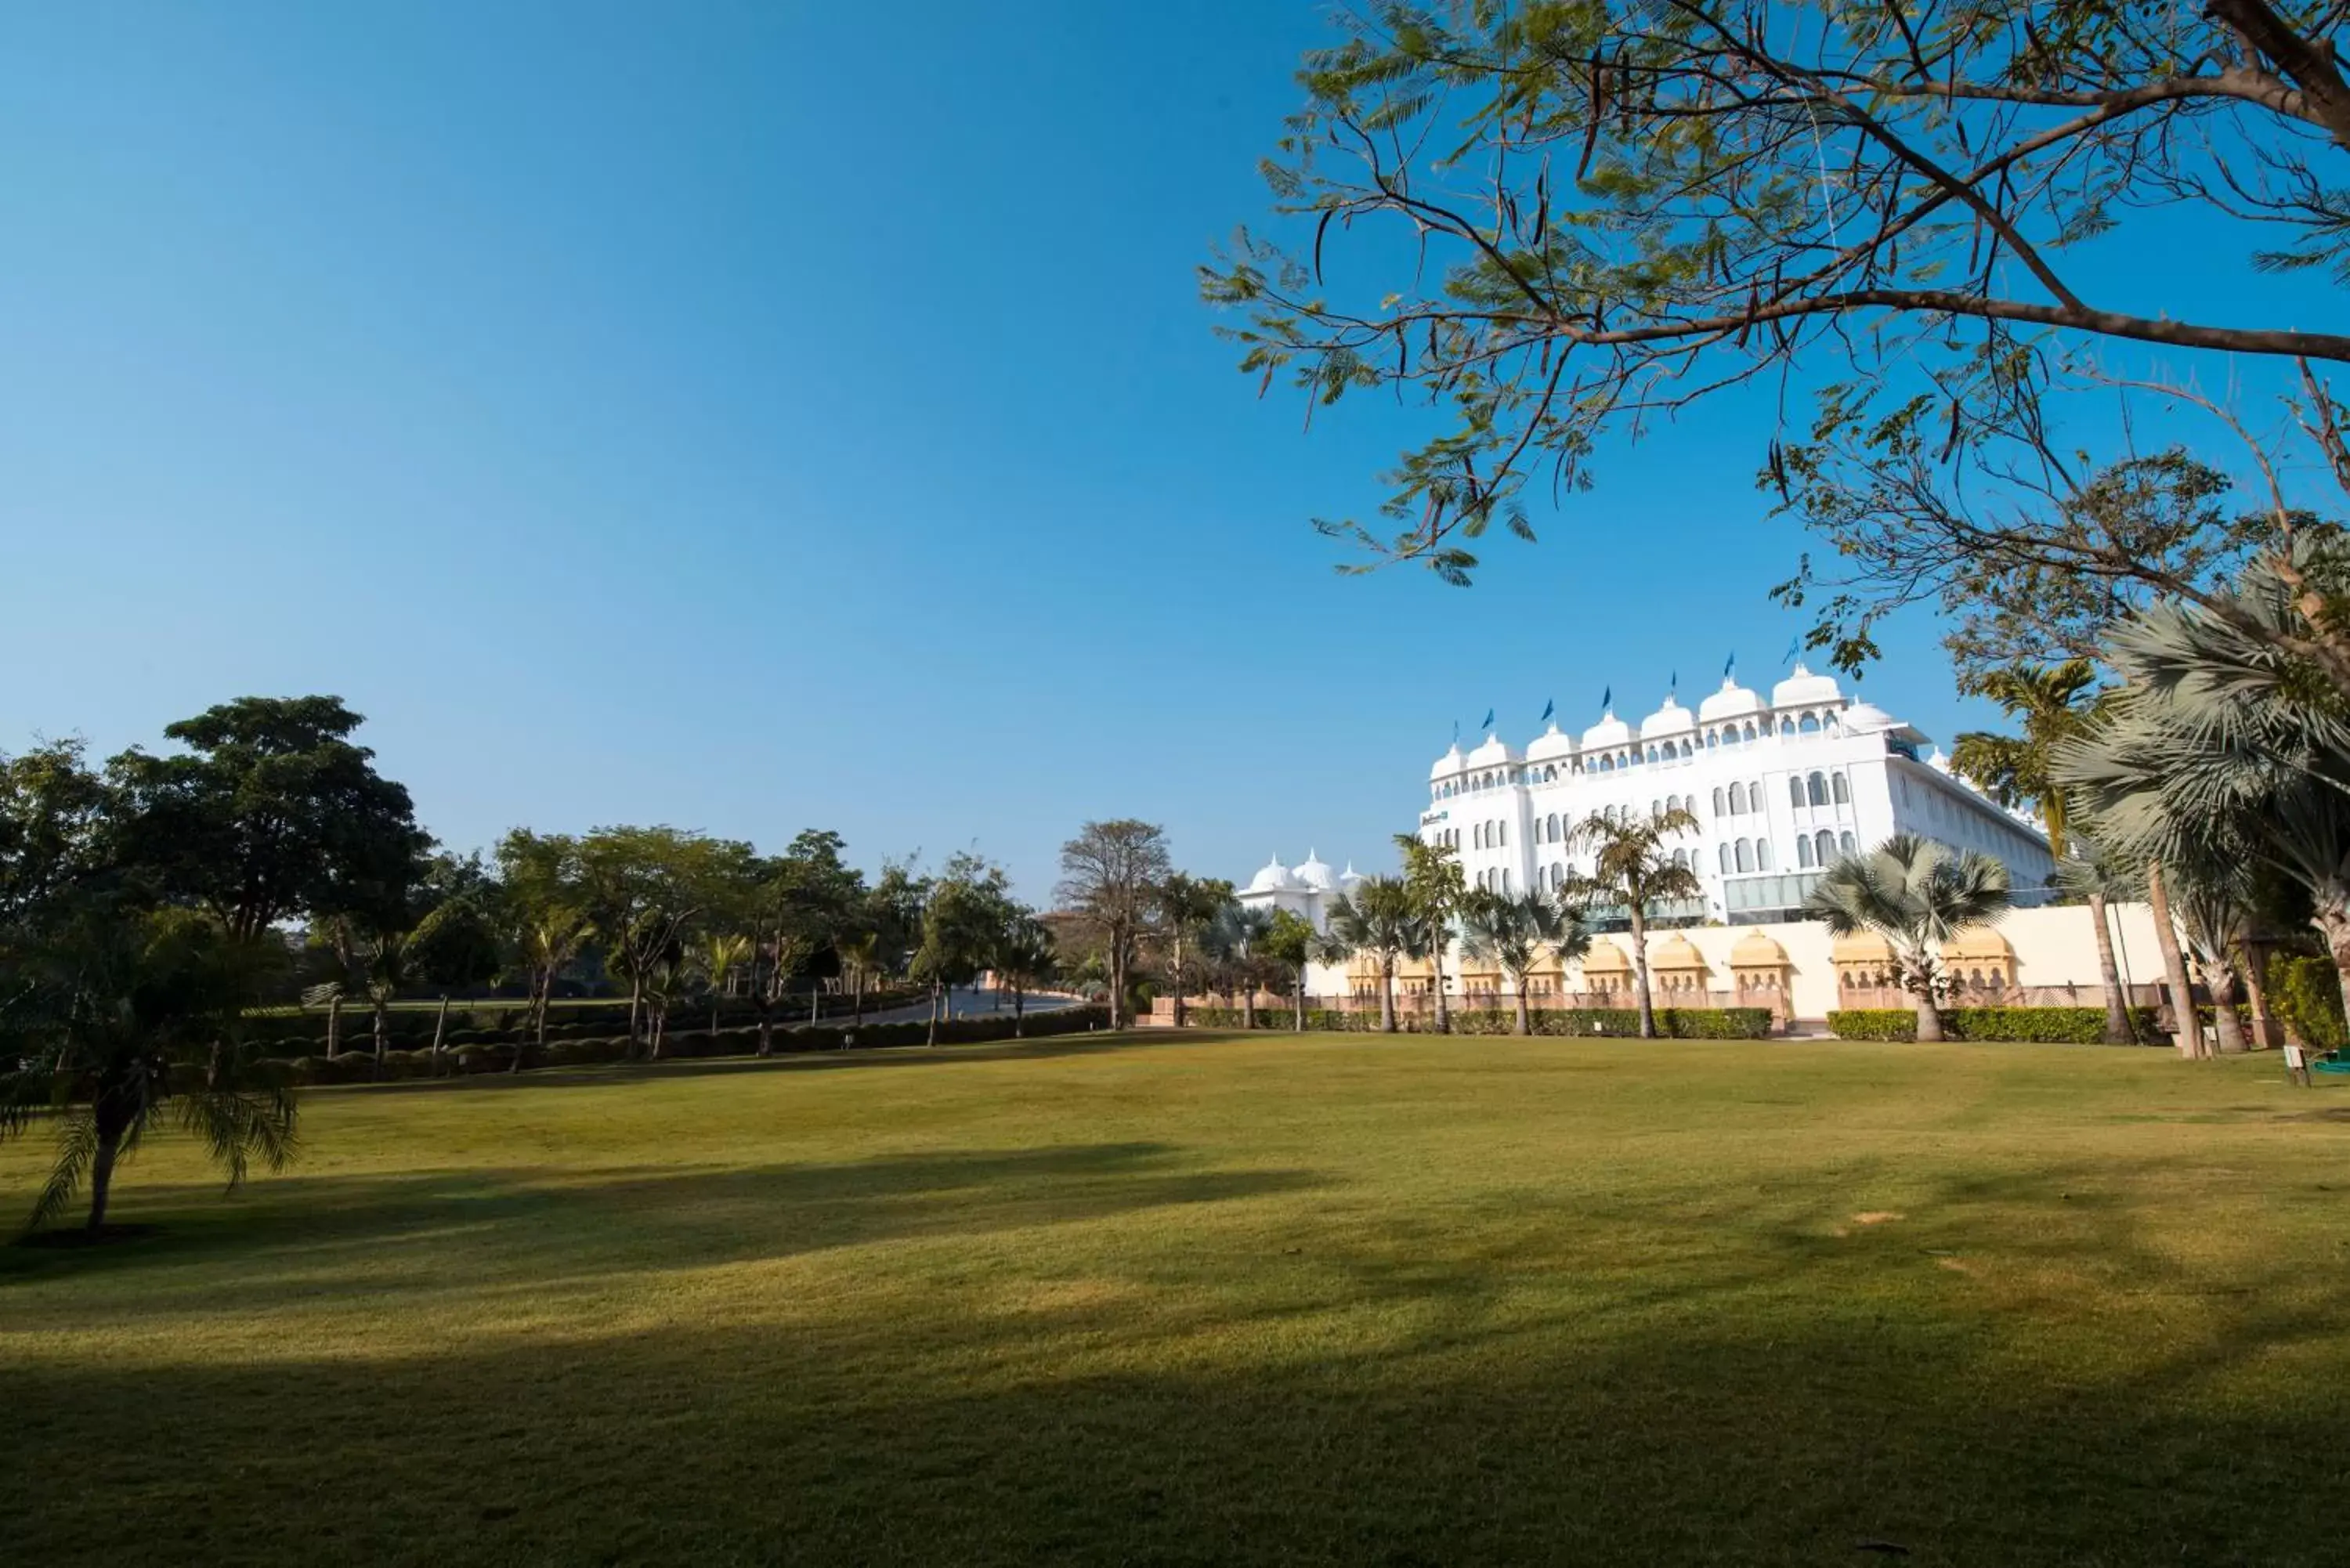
<box><xmin>5</xmin><ymin>1033</ymin><xmax>2348</xmax><ymax>1566</ymax></box>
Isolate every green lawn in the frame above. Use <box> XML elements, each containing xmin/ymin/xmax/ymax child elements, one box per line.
<box><xmin>5</xmin><ymin>1034</ymin><xmax>2347</xmax><ymax>1566</ymax></box>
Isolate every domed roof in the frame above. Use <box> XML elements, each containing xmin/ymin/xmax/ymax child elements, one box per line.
<box><xmin>1581</xmin><ymin>710</ymin><xmax>1632</xmax><ymax>750</ymax></box>
<box><xmin>1697</xmin><ymin>677</ymin><xmax>1764</xmax><ymax>724</ymax></box>
<box><xmin>1640</xmin><ymin>695</ymin><xmax>1695</xmax><ymax>736</ymax></box>
<box><xmin>1295</xmin><ymin>851</ymin><xmax>1337</xmax><ymax>891</ymax></box>
<box><xmin>1466</xmin><ymin>732</ymin><xmax>1517</xmax><ymax>768</ymax></box>
<box><xmin>1650</xmin><ymin>934</ymin><xmax>1709</xmax><ymax>973</ymax></box>
<box><xmin>1770</xmin><ymin>662</ymin><xmax>1842</xmax><ymax>709</ymax></box>
<box><xmin>1525</xmin><ymin>723</ymin><xmax>1577</xmax><ymax>762</ymax></box>
<box><xmin>1730</xmin><ymin>931</ymin><xmax>1790</xmax><ymax>969</ymax></box>
<box><xmin>1430</xmin><ymin>743</ymin><xmax>1466</xmax><ymax>782</ymax></box>
<box><xmin>1338</xmin><ymin>861</ymin><xmax>1365</xmax><ymax>887</ymax></box>
<box><xmin>1941</xmin><ymin>925</ymin><xmax>2014</xmax><ymax>962</ymax></box>
<box><xmin>1581</xmin><ymin>938</ymin><xmax>1634</xmax><ymax>973</ymax></box>
<box><xmin>1842</xmin><ymin>700</ymin><xmax>1896</xmax><ymax>735</ymax></box>
<box><xmin>1831</xmin><ymin>930</ymin><xmax>1896</xmax><ymax>964</ymax></box>
<box><xmin>1246</xmin><ymin>856</ymin><xmax>1303</xmax><ymax>894</ymax></box>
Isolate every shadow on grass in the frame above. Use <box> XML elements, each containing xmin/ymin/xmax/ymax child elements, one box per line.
<box><xmin>0</xmin><ymin>1141</ymin><xmax>1323</xmax><ymax>1307</ymax></box>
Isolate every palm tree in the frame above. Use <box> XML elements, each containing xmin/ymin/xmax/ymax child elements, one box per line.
<box><xmin>1</xmin><ymin>905</ymin><xmax>297</xmax><ymax>1235</ymax></box>
<box><xmin>1560</xmin><ymin>804</ymin><xmax>1703</xmax><ymax>1039</ymax></box>
<box><xmin>513</xmin><ymin>905</ymin><xmax>592</xmax><ymax>1072</ymax></box>
<box><xmin>1325</xmin><ymin>876</ymin><xmax>1426</xmax><ymax>1033</ymax></box>
<box><xmin>1202</xmin><ymin>904</ymin><xmax>1274</xmax><ymax>1028</ymax></box>
<box><xmin>1155</xmin><ymin>873</ymin><xmax>1233</xmax><ymax>1028</ymax></box>
<box><xmin>1459</xmin><ymin>891</ymin><xmax>1589</xmax><ymax>1035</ymax></box>
<box><xmin>2167</xmin><ymin>871</ymin><xmax>2254</xmax><ymax>1056</ymax></box>
<box><xmin>1259</xmin><ymin>909</ymin><xmax>1328</xmax><ymax>1032</ymax></box>
<box><xmin>990</xmin><ymin>916</ymin><xmax>1058</xmax><ymax>1037</ymax></box>
<box><xmin>1395</xmin><ymin>835</ymin><xmax>1469</xmax><ymax>1032</ymax></box>
<box><xmin>836</xmin><ymin>931</ymin><xmax>881</xmax><ymax>1024</ymax></box>
<box><xmin>1803</xmin><ymin>833</ymin><xmax>2014</xmax><ymax>1043</ymax></box>
<box><xmin>1950</xmin><ymin>659</ymin><xmax>2100</xmax><ymax>858</ymax></box>
<box><xmin>2054</xmin><ymin>538</ymin><xmax>2350</xmax><ymax>1047</ymax></box>
<box><xmin>696</xmin><ymin>931</ymin><xmax>754</xmax><ymax>1034</ymax></box>
<box><xmin>2051</xmin><ymin>832</ymin><xmax>2144</xmax><ymax>1046</ymax></box>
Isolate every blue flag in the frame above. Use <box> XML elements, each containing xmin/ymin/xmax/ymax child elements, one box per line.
<box><xmin>1452</xmin><ymin>718</ymin><xmax>1461</xmax><ymax>746</ymax></box>
<box><xmin>1480</xmin><ymin>708</ymin><xmax>1495</xmax><ymax>732</ymax></box>
<box><xmin>1723</xmin><ymin>651</ymin><xmax>1737</xmax><ymax>678</ymax></box>
<box><xmin>1669</xmin><ymin>669</ymin><xmax>1678</xmax><ymax>694</ymax></box>
<box><xmin>1784</xmin><ymin>636</ymin><xmax>1802</xmax><ymax>665</ymax></box>
<box><xmin>1600</xmin><ymin>685</ymin><xmax>1611</xmax><ymax>714</ymax></box>
<box><xmin>1538</xmin><ymin>698</ymin><xmax>1554</xmax><ymax>724</ymax></box>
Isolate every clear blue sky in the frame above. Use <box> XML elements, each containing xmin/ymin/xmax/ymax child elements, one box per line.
<box><xmin>1</xmin><ymin>2</ymin><xmax>2330</xmax><ymax>901</ymax></box>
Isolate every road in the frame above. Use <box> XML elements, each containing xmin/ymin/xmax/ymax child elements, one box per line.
<box><xmin>840</xmin><ymin>986</ymin><xmax>1085</xmax><ymax>1028</ymax></box>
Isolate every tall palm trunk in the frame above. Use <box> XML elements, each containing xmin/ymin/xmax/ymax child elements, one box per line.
<box><xmin>627</xmin><ymin>977</ymin><xmax>645</xmax><ymax>1057</ymax></box>
<box><xmin>1294</xmin><ymin>965</ymin><xmax>1307</xmax><ymax>1033</ymax></box>
<box><xmin>432</xmin><ymin>995</ymin><xmax>452</xmax><ymax>1058</ymax></box>
<box><xmin>851</xmin><ymin>966</ymin><xmax>864</xmax><ymax>1024</ymax></box>
<box><xmin>1431</xmin><ymin>930</ymin><xmax>1451</xmax><ymax>1035</ymax></box>
<box><xmin>2209</xmin><ymin>969</ymin><xmax>2250</xmax><ymax>1054</ymax></box>
<box><xmin>2240</xmin><ymin>939</ymin><xmax>2275</xmax><ymax>1050</ymax></box>
<box><xmin>326</xmin><ymin>994</ymin><xmax>343</xmax><ymax>1058</ymax></box>
<box><xmin>1512</xmin><ymin>975</ymin><xmax>1531</xmax><ymax>1036</ymax></box>
<box><xmin>1380</xmin><ymin>959</ymin><xmax>1397</xmax><ymax>1033</ymax></box>
<box><xmin>372</xmin><ymin>998</ymin><xmax>390</xmax><ymax>1068</ymax></box>
<box><xmin>927</xmin><ymin>976</ymin><xmax>943</xmax><ymax>1046</ymax></box>
<box><xmin>1241</xmin><ymin>977</ymin><xmax>1256</xmax><ymax>1031</ymax></box>
<box><xmin>1171</xmin><ymin>933</ymin><xmax>1188</xmax><ymax>1028</ymax></box>
<box><xmin>1628</xmin><ymin>907</ymin><xmax>1658</xmax><ymax>1039</ymax></box>
<box><xmin>1907</xmin><ymin>952</ymin><xmax>1947</xmax><ymax>1042</ymax></box>
<box><xmin>1013</xmin><ymin>986</ymin><xmax>1026</xmax><ymax>1038</ymax></box>
<box><xmin>2086</xmin><ymin>892</ymin><xmax>2136</xmax><ymax>1044</ymax></box>
<box><xmin>85</xmin><ymin>1093</ymin><xmax>136</xmax><ymax>1234</ymax></box>
<box><xmin>2146</xmin><ymin>864</ymin><xmax>2204</xmax><ymax>1058</ymax></box>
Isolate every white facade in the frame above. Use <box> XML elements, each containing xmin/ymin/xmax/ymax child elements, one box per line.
<box><xmin>1235</xmin><ymin>850</ymin><xmax>1363</xmax><ymax>933</ymax></box>
<box><xmin>1420</xmin><ymin>666</ymin><xmax>2055</xmax><ymax>924</ymax></box>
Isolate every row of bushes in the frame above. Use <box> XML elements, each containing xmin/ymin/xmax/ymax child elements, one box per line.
<box><xmin>1824</xmin><ymin>1006</ymin><xmax>2165</xmax><ymax>1043</ymax></box>
<box><xmin>275</xmin><ymin>1006</ymin><xmax>1115</xmax><ymax>1083</ymax></box>
<box><xmin>2268</xmin><ymin>956</ymin><xmax>2347</xmax><ymax>1051</ymax></box>
<box><xmin>253</xmin><ymin>992</ymin><xmax>929</xmax><ymax>1055</ymax></box>
<box><xmin>1184</xmin><ymin>1006</ymin><xmax>1777</xmax><ymax>1039</ymax></box>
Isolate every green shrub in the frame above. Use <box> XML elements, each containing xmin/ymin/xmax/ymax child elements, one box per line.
<box><xmin>1186</xmin><ymin>1006</ymin><xmax>1771</xmax><ymax>1039</ymax></box>
<box><xmin>1827</xmin><ymin>1006</ymin><xmax>2164</xmax><ymax>1043</ymax></box>
<box><xmin>2269</xmin><ymin>955</ymin><xmax>2347</xmax><ymax>1052</ymax></box>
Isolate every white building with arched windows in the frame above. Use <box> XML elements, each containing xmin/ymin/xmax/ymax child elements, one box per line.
<box><xmin>1419</xmin><ymin>666</ymin><xmax>2055</xmax><ymax>924</ymax></box>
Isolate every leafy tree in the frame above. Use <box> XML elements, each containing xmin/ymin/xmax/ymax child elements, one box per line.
<box><xmin>696</xmin><ymin>930</ymin><xmax>754</xmax><ymax>1034</ymax></box>
<box><xmin>1209</xmin><ymin>2</ymin><xmax>2350</xmax><ymax>593</ymax></box>
<box><xmin>108</xmin><ymin>696</ymin><xmax>428</xmax><ymax>942</ymax></box>
<box><xmin>574</xmin><ymin>826</ymin><xmax>757</xmax><ymax>1056</ymax></box>
<box><xmin>1461</xmin><ymin>891</ymin><xmax>1589</xmax><ymax>1036</ymax></box>
<box><xmin>0</xmin><ymin>740</ymin><xmax>113</xmax><ymax>927</ymax></box>
<box><xmin>1803</xmin><ymin>834</ymin><xmax>2015</xmax><ymax>1043</ymax></box>
<box><xmin>494</xmin><ymin>829</ymin><xmax>595</xmax><ymax>1062</ymax></box>
<box><xmin>1326</xmin><ymin>876</ymin><xmax>1427</xmax><ymax>1033</ymax></box>
<box><xmin>1056</xmin><ymin>820</ymin><xmax>1171</xmax><ymax>1029</ymax></box>
<box><xmin>409</xmin><ymin>853</ymin><xmax>505</xmax><ymax>1058</ymax></box>
<box><xmin>836</xmin><ymin>931</ymin><xmax>883</xmax><ymax>1025</ymax></box>
<box><xmin>1259</xmin><ymin>908</ymin><xmax>1324</xmax><ymax>1032</ymax></box>
<box><xmin>1395</xmin><ymin>834</ymin><xmax>1470</xmax><ymax>1031</ymax></box>
<box><xmin>1155</xmin><ymin>872</ymin><xmax>1235</xmax><ymax>1027</ymax></box>
<box><xmin>916</xmin><ymin>852</ymin><xmax>1016</xmax><ymax>1046</ymax></box>
<box><xmin>2</xmin><ymin>899</ymin><xmax>296</xmax><ymax>1236</ymax></box>
<box><xmin>989</xmin><ymin>913</ymin><xmax>1059</xmax><ymax>1038</ymax></box>
<box><xmin>1560</xmin><ymin>805</ymin><xmax>1703</xmax><ymax>1038</ymax></box>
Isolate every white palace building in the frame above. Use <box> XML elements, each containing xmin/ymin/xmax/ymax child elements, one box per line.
<box><xmin>1242</xmin><ymin>664</ymin><xmax>2055</xmax><ymax>934</ymax></box>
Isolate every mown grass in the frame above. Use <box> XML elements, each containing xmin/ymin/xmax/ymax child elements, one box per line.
<box><xmin>4</xmin><ymin>1033</ymin><xmax>2346</xmax><ymax>1566</ymax></box>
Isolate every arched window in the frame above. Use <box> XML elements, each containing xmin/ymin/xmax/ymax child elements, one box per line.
<box><xmin>1750</xmin><ymin>779</ymin><xmax>1762</xmax><ymax>808</ymax></box>
<box><xmin>1682</xmin><ymin>739</ymin><xmax>1695</xmax><ymax>757</ymax></box>
<box><xmin>1497</xmin><ymin>821</ymin><xmax>1507</xmax><ymax>847</ymax></box>
<box><xmin>1647</xmin><ymin>746</ymin><xmax>1660</xmax><ymax>764</ymax></box>
<box><xmin>1735</xmin><ymin>839</ymin><xmax>1752</xmax><ymax>873</ymax></box>
<box><xmin>1790</xmin><ymin>777</ymin><xmax>1806</xmax><ymax>810</ymax></box>
<box><xmin>1780</xmin><ymin>717</ymin><xmax>1795</xmax><ymax>735</ymax></box>
<box><xmin>1729</xmin><ymin>782</ymin><xmax>1747</xmax><ymax>815</ymax></box>
<box><xmin>1831</xmin><ymin>771</ymin><xmax>1850</xmax><ymax>805</ymax></box>
<box><xmin>1599</xmin><ymin>756</ymin><xmax>1614</xmax><ymax>773</ymax></box>
<box><xmin>1825</xmin><ymin>711</ymin><xmax>1840</xmax><ymax>732</ymax></box>
<box><xmin>1651</xmin><ymin>798</ymin><xmax>1662</xmax><ymax>819</ymax></box>
<box><xmin>1799</xmin><ymin>713</ymin><xmax>1820</xmax><ymax>734</ymax></box>
<box><xmin>1500</xmin><ymin>869</ymin><xmax>1511</xmax><ymax>894</ymax></box>
<box><xmin>1549</xmin><ymin>862</ymin><xmax>1563</xmax><ymax>890</ymax></box>
<box><xmin>1841</xmin><ymin>830</ymin><xmax>1857</xmax><ymax>856</ymax></box>
<box><xmin>1719</xmin><ymin>844</ymin><xmax>1733</xmax><ymax>873</ymax></box>
<box><xmin>1671</xmin><ymin>848</ymin><xmax>1687</xmax><ymax>870</ymax></box>
<box><xmin>1798</xmin><ymin>836</ymin><xmax>1815</xmax><ymax>869</ymax></box>
<box><xmin>1815</xmin><ymin>829</ymin><xmax>1836</xmax><ymax>864</ymax></box>
<box><xmin>1712</xmin><ymin>786</ymin><xmax>1726</xmax><ymax>815</ymax></box>
<box><xmin>1545</xmin><ymin>765</ymin><xmax>1557</xmax><ymax>782</ymax></box>
<box><xmin>1743</xmin><ymin>722</ymin><xmax>1758</xmax><ymax>742</ymax></box>
<box><xmin>1705</xmin><ymin>731</ymin><xmax>1719</xmax><ymax>750</ymax></box>
<box><xmin>1807</xmin><ymin>771</ymin><xmax>1828</xmax><ymax>806</ymax></box>
<box><xmin>1546</xmin><ymin>812</ymin><xmax>1560</xmax><ymax>841</ymax></box>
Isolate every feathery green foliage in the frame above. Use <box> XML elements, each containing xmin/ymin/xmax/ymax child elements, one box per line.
<box><xmin>1803</xmin><ymin>833</ymin><xmax>2013</xmax><ymax>1043</ymax></box>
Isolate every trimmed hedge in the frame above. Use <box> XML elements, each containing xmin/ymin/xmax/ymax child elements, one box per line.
<box><xmin>2269</xmin><ymin>955</ymin><xmax>2347</xmax><ymax>1052</ymax></box>
<box><xmin>1185</xmin><ymin>1006</ymin><xmax>1775</xmax><ymax>1039</ymax></box>
<box><xmin>1826</xmin><ymin>1006</ymin><xmax>2164</xmax><ymax>1044</ymax></box>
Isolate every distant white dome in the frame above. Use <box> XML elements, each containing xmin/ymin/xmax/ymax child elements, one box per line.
<box><xmin>1697</xmin><ymin>677</ymin><xmax>1764</xmax><ymax>724</ymax></box>
<box><xmin>1430</xmin><ymin>743</ymin><xmax>1465</xmax><ymax>782</ymax></box>
<box><xmin>1770</xmin><ymin>662</ymin><xmax>1842</xmax><ymax>709</ymax></box>
<box><xmin>1525</xmin><ymin>723</ymin><xmax>1576</xmax><ymax>762</ymax></box>
<box><xmin>1466</xmin><ymin>732</ymin><xmax>1517</xmax><ymax>768</ymax></box>
<box><xmin>1247</xmin><ymin>856</ymin><xmax>1303</xmax><ymax>894</ymax></box>
<box><xmin>1295</xmin><ymin>851</ymin><xmax>1336</xmax><ymax>891</ymax></box>
<box><xmin>1640</xmin><ymin>695</ymin><xmax>1695</xmax><ymax>737</ymax></box>
<box><xmin>1842</xmin><ymin>700</ymin><xmax>1896</xmax><ymax>735</ymax></box>
<box><xmin>1926</xmin><ymin>746</ymin><xmax>1954</xmax><ymax>774</ymax></box>
<box><xmin>1338</xmin><ymin>862</ymin><xmax>1365</xmax><ymax>888</ymax></box>
<box><xmin>1582</xmin><ymin>710</ymin><xmax>1632</xmax><ymax>750</ymax></box>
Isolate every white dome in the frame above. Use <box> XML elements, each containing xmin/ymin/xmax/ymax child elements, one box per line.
<box><xmin>1842</xmin><ymin>700</ymin><xmax>1896</xmax><ymax>735</ymax></box>
<box><xmin>1525</xmin><ymin>723</ymin><xmax>1576</xmax><ymax>762</ymax></box>
<box><xmin>1466</xmin><ymin>732</ymin><xmax>1517</xmax><ymax>767</ymax></box>
<box><xmin>1770</xmin><ymin>662</ymin><xmax>1842</xmax><ymax>709</ymax></box>
<box><xmin>1338</xmin><ymin>862</ymin><xmax>1365</xmax><ymax>887</ymax></box>
<box><xmin>1247</xmin><ymin>856</ymin><xmax>1303</xmax><ymax>894</ymax></box>
<box><xmin>1697</xmin><ymin>677</ymin><xmax>1764</xmax><ymax>724</ymax></box>
<box><xmin>1295</xmin><ymin>851</ymin><xmax>1336</xmax><ymax>891</ymax></box>
<box><xmin>1430</xmin><ymin>743</ymin><xmax>1465</xmax><ymax>781</ymax></box>
<box><xmin>1581</xmin><ymin>710</ymin><xmax>1632</xmax><ymax>750</ymax></box>
<box><xmin>1640</xmin><ymin>695</ymin><xmax>1695</xmax><ymax>736</ymax></box>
